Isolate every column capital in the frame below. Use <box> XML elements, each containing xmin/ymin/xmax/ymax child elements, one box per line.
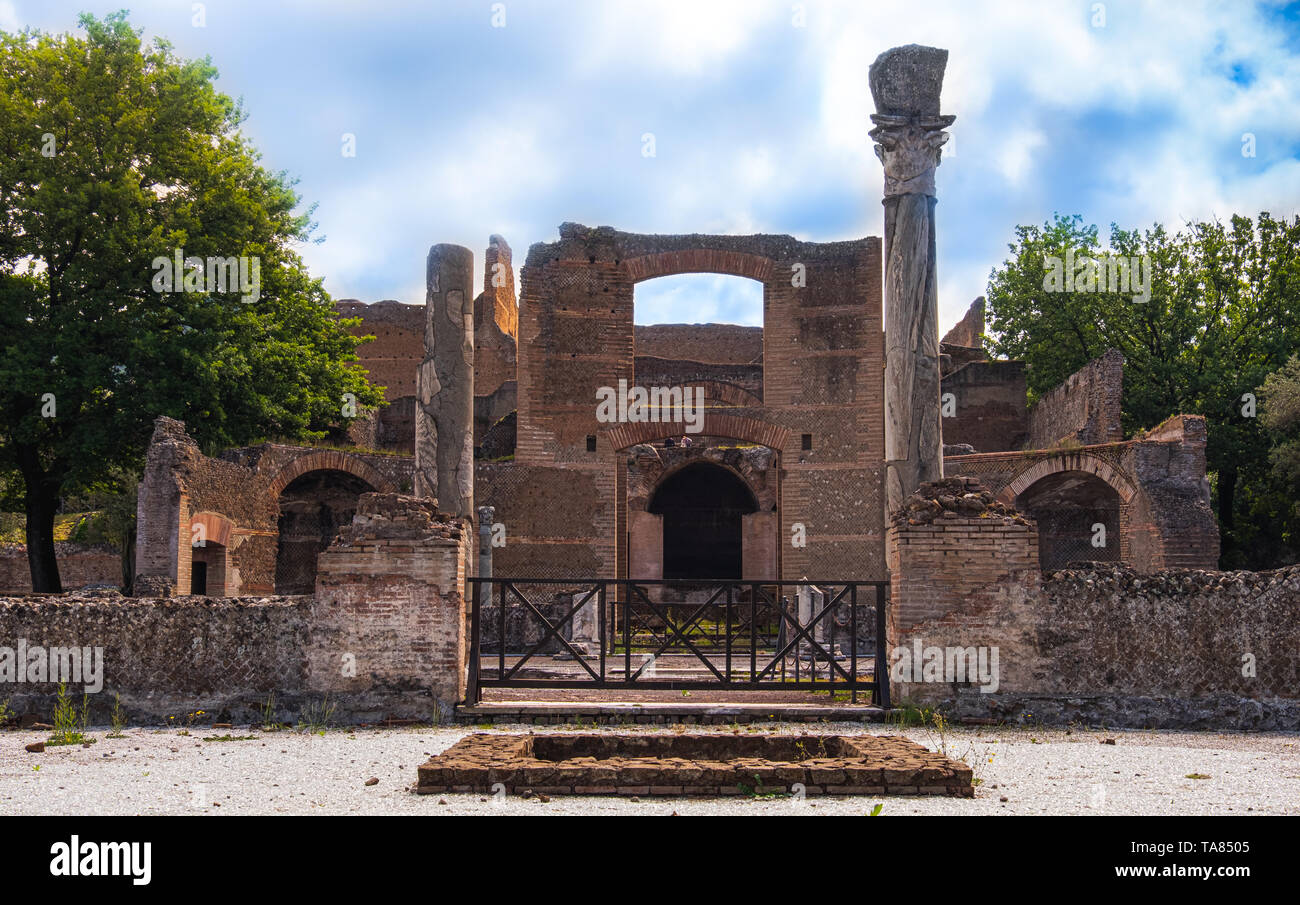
<box><xmin>869</xmin><ymin>114</ymin><xmax>955</xmax><ymax>198</ymax></box>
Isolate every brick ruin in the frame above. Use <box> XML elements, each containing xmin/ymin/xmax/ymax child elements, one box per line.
<box><xmin>416</xmin><ymin>732</ymin><xmax>974</xmax><ymax>797</ymax></box>
<box><xmin>8</xmin><ymin>43</ymin><xmax>1292</xmax><ymax>731</ymax></box>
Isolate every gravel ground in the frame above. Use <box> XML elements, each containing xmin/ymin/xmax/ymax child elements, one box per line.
<box><xmin>2</xmin><ymin>722</ymin><xmax>1297</xmax><ymax>815</ymax></box>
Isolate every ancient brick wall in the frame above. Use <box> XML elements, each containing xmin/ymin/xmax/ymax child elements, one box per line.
<box><xmin>943</xmin><ymin>415</ymin><xmax>1219</xmax><ymax>572</ymax></box>
<box><xmin>474</xmin><ymin>380</ymin><xmax>517</xmax><ymax>449</ymax></box>
<box><xmin>1027</xmin><ymin>348</ymin><xmax>1124</xmax><ymax>448</ymax></box>
<box><xmin>334</xmin><ymin>299</ymin><xmax>424</xmax><ymax>400</ymax></box>
<box><xmin>134</xmin><ymin>418</ymin><xmax>413</xmax><ymax>596</ymax></box>
<box><xmin>515</xmin><ymin>224</ymin><xmax>885</xmax><ymax>581</ymax></box>
<box><xmin>4</xmin><ymin>495</ymin><xmax>473</xmax><ymax>725</ymax></box>
<box><xmin>474</xmin><ymin>460</ymin><xmax>608</xmax><ymax>577</ymax></box>
<box><xmin>0</xmin><ymin>543</ymin><xmax>122</xmax><ymax>594</ymax></box>
<box><xmin>886</xmin><ymin>480</ymin><xmax>1039</xmax><ymax>632</ymax></box>
<box><xmin>939</xmin><ymin>360</ymin><xmax>1028</xmax><ymax>452</ymax></box>
<box><xmin>474</xmin><ymin>235</ymin><xmax>520</xmax><ymax>398</ymax></box>
<box><xmin>0</xmin><ymin>591</ymin><xmax>311</xmax><ymax>723</ymax></box>
<box><xmin>633</xmin><ymin>357</ymin><xmax>763</xmax><ymax>405</ymax></box>
<box><xmin>896</xmin><ymin>563</ymin><xmax>1300</xmax><ymax>729</ymax></box>
<box><xmin>940</xmin><ymin>297</ymin><xmax>985</xmax><ymax>349</ymax></box>
<box><xmin>883</xmin><ymin>476</ymin><xmax>1280</xmax><ymax>727</ymax></box>
<box><xmin>309</xmin><ymin>493</ymin><xmax>468</xmax><ymax>721</ymax></box>
<box><xmin>634</xmin><ymin>324</ymin><xmax>763</xmax><ymax>364</ymax></box>
<box><xmin>1122</xmin><ymin>415</ymin><xmax>1219</xmax><ymax>569</ymax></box>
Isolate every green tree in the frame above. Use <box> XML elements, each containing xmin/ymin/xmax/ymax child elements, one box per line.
<box><xmin>986</xmin><ymin>212</ymin><xmax>1300</xmax><ymax>568</ymax></box>
<box><xmin>0</xmin><ymin>13</ymin><xmax>384</xmax><ymax>591</ymax></box>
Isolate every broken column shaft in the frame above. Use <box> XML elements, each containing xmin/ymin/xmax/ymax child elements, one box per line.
<box><xmin>415</xmin><ymin>243</ymin><xmax>475</xmax><ymax>518</ymax></box>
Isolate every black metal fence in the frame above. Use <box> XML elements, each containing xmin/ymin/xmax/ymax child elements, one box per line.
<box><xmin>467</xmin><ymin>578</ymin><xmax>889</xmax><ymax>707</ymax></box>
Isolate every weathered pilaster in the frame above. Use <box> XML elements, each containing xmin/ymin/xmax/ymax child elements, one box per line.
<box><xmin>870</xmin><ymin>44</ymin><xmax>955</xmax><ymax>517</ymax></box>
<box><xmin>415</xmin><ymin>244</ymin><xmax>475</xmax><ymax>518</ymax></box>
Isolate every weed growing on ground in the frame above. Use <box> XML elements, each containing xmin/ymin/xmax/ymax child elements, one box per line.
<box><xmin>296</xmin><ymin>696</ymin><xmax>336</xmax><ymax>734</ymax></box>
<box><xmin>48</xmin><ymin>684</ymin><xmax>93</xmax><ymax>746</ymax></box>
<box><xmin>107</xmin><ymin>694</ymin><xmax>126</xmax><ymax>737</ymax></box>
<box><xmin>260</xmin><ymin>693</ymin><xmax>286</xmax><ymax>731</ymax></box>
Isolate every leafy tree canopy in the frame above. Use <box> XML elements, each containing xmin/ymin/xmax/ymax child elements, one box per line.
<box><xmin>986</xmin><ymin>212</ymin><xmax>1300</xmax><ymax>568</ymax></box>
<box><xmin>0</xmin><ymin>12</ymin><xmax>385</xmax><ymax>590</ymax></box>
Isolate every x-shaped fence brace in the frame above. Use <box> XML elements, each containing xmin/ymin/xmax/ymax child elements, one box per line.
<box><xmin>755</xmin><ymin>584</ymin><xmax>857</xmax><ymax>684</ymax></box>
<box><xmin>499</xmin><ymin>582</ymin><xmax>603</xmax><ymax>682</ymax></box>
<box><xmin>624</xmin><ymin>582</ymin><xmax>728</xmax><ymax>682</ymax></box>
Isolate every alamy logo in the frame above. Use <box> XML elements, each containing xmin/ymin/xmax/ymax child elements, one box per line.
<box><xmin>595</xmin><ymin>380</ymin><xmax>704</xmax><ymax>433</ymax></box>
<box><xmin>151</xmin><ymin>248</ymin><xmax>261</xmax><ymax>303</ymax></box>
<box><xmin>0</xmin><ymin>639</ymin><xmax>103</xmax><ymax>693</ymax></box>
<box><xmin>890</xmin><ymin>640</ymin><xmax>999</xmax><ymax>693</ymax></box>
<box><xmin>49</xmin><ymin>836</ymin><xmax>151</xmax><ymax>886</ymax></box>
<box><xmin>1042</xmin><ymin>248</ymin><xmax>1151</xmax><ymax>303</ymax></box>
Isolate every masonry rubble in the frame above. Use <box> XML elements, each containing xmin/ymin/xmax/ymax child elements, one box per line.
<box><xmin>891</xmin><ymin>477</ymin><xmax>1032</xmax><ymax>527</ymax></box>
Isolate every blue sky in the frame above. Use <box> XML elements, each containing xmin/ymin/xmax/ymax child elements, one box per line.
<box><xmin>5</xmin><ymin>0</ymin><xmax>1299</xmax><ymax>331</ymax></box>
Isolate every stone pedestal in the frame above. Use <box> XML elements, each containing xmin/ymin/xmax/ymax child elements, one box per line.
<box><xmin>416</xmin><ymin>244</ymin><xmax>475</xmax><ymax>518</ymax></box>
<box><xmin>870</xmin><ymin>44</ymin><xmax>955</xmax><ymax>519</ymax></box>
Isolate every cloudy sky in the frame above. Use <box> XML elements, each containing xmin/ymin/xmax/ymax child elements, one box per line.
<box><xmin>5</xmin><ymin>0</ymin><xmax>1299</xmax><ymax>331</ymax></box>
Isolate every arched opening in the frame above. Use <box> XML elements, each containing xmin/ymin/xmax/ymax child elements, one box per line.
<box><xmin>648</xmin><ymin>462</ymin><xmax>759</xmax><ymax>579</ymax></box>
<box><xmin>1016</xmin><ymin>471</ymin><xmax>1123</xmax><ymax>570</ymax></box>
<box><xmin>274</xmin><ymin>469</ymin><xmax>375</xmax><ymax>594</ymax></box>
<box><xmin>633</xmin><ymin>273</ymin><xmax>765</xmax><ymax>417</ymax></box>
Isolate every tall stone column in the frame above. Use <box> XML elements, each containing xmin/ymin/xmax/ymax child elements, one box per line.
<box><xmin>869</xmin><ymin>44</ymin><xmax>955</xmax><ymax>516</ymax></box>
<box><xmin>415</xmin><ymin>244</ymin><xmax>475</xmax><ymax>518</ymax></box>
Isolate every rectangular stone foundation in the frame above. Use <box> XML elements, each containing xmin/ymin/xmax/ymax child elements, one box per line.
<box><xmin>416</xmin><ymin>733</ymin><xmax>973</xmax><ymax>797</ymax></box>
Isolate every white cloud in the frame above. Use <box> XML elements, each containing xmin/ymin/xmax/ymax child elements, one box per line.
<box><xmin>573</xmin><ymin>0</ymin><xmax>778</xmax><ymax>75</ymax></box>
<box><xmin>998</xmin><ymin>129</ymin><xmax>1047</xmax><ymax>187</ymax></box>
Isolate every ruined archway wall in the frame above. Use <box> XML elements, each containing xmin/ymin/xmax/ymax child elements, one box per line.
<box><xmin>508</xmin><ymin>223</ymin><xmax>884</xmax><ymax>580</ymax></box>
<box><xmin>1121</xmin><ymin>416</ymin><xmax>1220</xmax><ymax>570</ymax></box>
<box><xmin>135</xmin><ymin>417</ymin><xmax>415</xmax><ymax>595</ymax></box>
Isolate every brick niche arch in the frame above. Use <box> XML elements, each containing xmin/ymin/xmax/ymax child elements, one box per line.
<box><xmin>996</xmin><ymin>452</ymin><xmax>1137</xmax><ymax>505</ymax></box>
<box><xmin>266</xmin><ymin>450</ymin><xmax>397</xmax><ymax>501</ymax></box>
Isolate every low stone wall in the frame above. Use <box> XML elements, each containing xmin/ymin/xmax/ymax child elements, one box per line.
<box><xmin>1</xmin><ymin>493</ymin><xmax>470</xmax><ymax>726</ymax></box>
<box><xmin>0</xmin><ymin>543</ymin><xmax>122</xmax><ymax>594</ymax></box>
<box><xmin>0</xmin><ymin>592</ymin><xmax>309</xmax><ymax>724</ymax></box>
<box><xmin>894</xmin><ymin>563</ymin><xmax>1300</xmax><ymax>729</ymax></box>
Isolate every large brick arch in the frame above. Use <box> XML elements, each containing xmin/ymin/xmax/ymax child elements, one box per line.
<box><xmin>266</xmin><ymin>450</ymin><xmax>397</xmax><ymax>500</ymax></box>
<box><xmin>623</xmin><ymin>249</ymin><xmax>776</xmax><ymax>284</ymax></box>
<box><xmin>601</xmin><ymin>413</ymin><xmax>791</xmax><ymax>452</ymax></box>
<box><xmin>997</xmin><ymin>452</ymin><xmax>1137</xmax><ymax>505</ymax></box>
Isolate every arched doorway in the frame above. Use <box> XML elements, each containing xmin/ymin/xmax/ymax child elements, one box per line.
<box><xmin>1016</xmin><ymin>471</ymin><xmax>1123</xmax><ymax>570</ymax></box>
<box><xmin>274</xmin><ymin>469</ymin><xmax>375</xmax><ymax>594</ymax></box>
<box><xmin>648</xmin><ymin>462</ymin><xmax>759</xmax><ymax>579</ymax></box>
